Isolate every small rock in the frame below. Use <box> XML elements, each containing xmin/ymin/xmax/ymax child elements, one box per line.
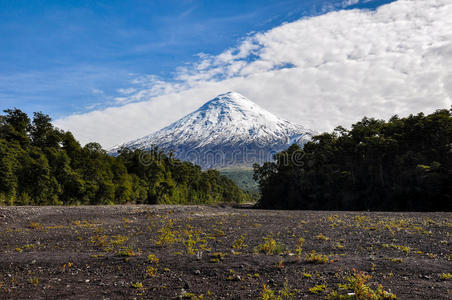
<box><xmin>184</xmin><ymin>280</ymin><xmax>191</xmax><ymax>289</ymax></box>
<box><xmin>194</xmin><ymin>270</ymin><xmax>201</xmax><ymax>275</ymax></box>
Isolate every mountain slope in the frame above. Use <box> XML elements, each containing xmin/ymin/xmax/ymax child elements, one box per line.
<box><xmin>115</xmin><ymin>92</ymin><xmax>316</xmax><ymax>168</ymax></box>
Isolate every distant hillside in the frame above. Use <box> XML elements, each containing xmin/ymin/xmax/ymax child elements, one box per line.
<box><xmin>220</xmin><ymin>168</ymin><xmax>259</xmax><ymax>198</ymax></box>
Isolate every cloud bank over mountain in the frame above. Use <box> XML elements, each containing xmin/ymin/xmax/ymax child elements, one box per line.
<box><xmin>55</xmin><ymin>0</ymin><xmax>452</xmax><ymax>148</ymax></box>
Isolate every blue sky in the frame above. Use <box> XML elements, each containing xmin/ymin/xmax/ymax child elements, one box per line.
<box><xmin>0</xmin><ymin>0</ymin><xmax>396</xmax><ymax>119</ymax></box>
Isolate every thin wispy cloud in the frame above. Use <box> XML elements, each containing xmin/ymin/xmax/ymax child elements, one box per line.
<box><xmin>55</xmin><ymin>0</ymin><xmax>452</xmax><ymax>148</ymax></box>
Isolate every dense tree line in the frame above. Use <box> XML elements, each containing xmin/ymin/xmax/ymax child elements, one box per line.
<box><xmin>254</xmin><ymin>109</ymin><xmax>452</xmax><ymax>211</ymax></box>
<box><xmin>0</xmin><ymin>108</ymin><xmax>250</xmax><ymax>205</ymax></box>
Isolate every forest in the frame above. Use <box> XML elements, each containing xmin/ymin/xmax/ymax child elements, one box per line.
<box><xmin>254</xmin><ymin>108</ymin><xmax>452</xmax><ymax>211</ymax></box>
<box><xmin>0</xmin><ymin>108</ymin><xmax>250</xmax><ymax>205</ymax></box>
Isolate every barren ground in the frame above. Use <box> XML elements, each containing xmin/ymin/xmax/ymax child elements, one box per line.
<box><xmin>0</xmin><ymin>205</ymin><xmax>451</xmax><ymax>299</ymax></box>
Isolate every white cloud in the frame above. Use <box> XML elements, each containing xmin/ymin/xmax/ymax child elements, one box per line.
<box><xmin>55</xmin><ymin>0</ymin><xmax>452</xmax><ymax>149</ymax></box>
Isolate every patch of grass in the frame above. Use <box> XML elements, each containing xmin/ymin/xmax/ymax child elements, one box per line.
<box><xmin>382</xmin><ymin>244</ymin><xmax>410</xmax><ymax>253</ymax></box>
<box><xmin>131</xmin><ymin>282</ymin><xmax>143</xmax><ymax>289</ymax></box>
<box><xmin>255</xmin><ymin>236</ymin><xmax>285</xmax><ymax>255</ymax></box>
<box><xmin>72</xmin><ymin>220</ymin><xmax>98</xmax><ymax>229</ymax></box>
<box><xmin>335</xmin><ymin>243</ymin><xmax>345</xmax><ymax>249</ymax></box>
<box><xmin>294</xmin><ymin>237</ymin><xmax>305</xmax><ymax>261</ymax></box>
<box><xmin>183</xmin><ymin>228</ymin><xmax>208</xmax><ymax>256</ymax></box>
<box><xmin>226</xmin><ymin>269</ymin><xmax>241</xmax><ymax>281</ymax></box>
<box><xmin>15</xmin><ymin>244</ymin><xmax>35</xmax><ymax>252</ymax></box>
<box><xmin>277</xmin><ymin>258</ymin><xmax>285</xmax><ymax>269</ymax></box>
<box><xmin>440</xmin><ymin>273</ymin><xmax>451</xmax><ymax>280</ymax></box>
<box><xmin>110</xmin><ymin>234</ymin><xmax>128</xmax><ymax>246</ymax></box>
<box><xmin>327</xmin><ymin>269</ymin><xmax>397</xmax><ymax>299</ymax></box>
<box><xmin>29</xmin><ymin>222</ymin><xmax>44</xmax><ymax>230</ymax></box>
<box><xmin>209</xmin><ymin>252</ymin><xmax>226</xmax><ymax>263</ymax></box>
<box><xmin>315</xmin><ymin>233</ymin><xmax>329</xmax><ymax>241</ymax></box>
<box><xmin>180</xmin><ymin>291</ymin><xmax>213</xmax><ymax>299</ymax></box>
<box><xmin>29</xmin><ymin>277</ymin><xmax>39</xmax><ymax>286</ymax></box>
<box><xmin>147</xmin><ymin>253</ymin><xmax>159</xmax><ymax>263</ymax></box>
<box><xmin>305</xmin><ymin>250</ymin><xmax>329</xmax><ymax>264</ymax></box>
<box><xmin>118</xmin><ymin>248</ymin><xmax>140</xmax><ymax>257</ymax></box>
<box><xmin>155</xmin><ymin>219</ymin><xmax>178</xmax><ymax>246</ymax></box>
<box><xmin>308</xmin><ymin>284</ymin><xmax>326</xmax><ymax>294</ymax></box>
<box><xmin>260</xmin><ymin>281</ymin><xmax>297</xmax><ymax>300</ymax></box>
<box><xmin>232</xmin><ymin>234</ymin><xmax>248</xmax><ymax>250</ymax></box>
<box><xmin>146</xmin><ymin>266</ymin><xmax>157</xmax><ymax>277</ymax></box>
<box><xmin>213</xmin><ymin>229</ymin><xmax>225</xmax><ymax>237</ymax></box>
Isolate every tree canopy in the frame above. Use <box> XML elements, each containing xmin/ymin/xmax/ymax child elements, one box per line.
<box><xmin>254</xmin><ymin>108</ymin><xmax>452</xmax><ymax>211</ymax></box>
<box><xmin>0</xmin><ymin>108</ymin><xmax>250</xmax><ymax>206</ymax></box>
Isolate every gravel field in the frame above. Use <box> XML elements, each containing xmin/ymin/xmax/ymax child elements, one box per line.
<box><xmin>0</xmin><ymin>205</ymin><xmax>451</xmax><ymax>299</ymax></box>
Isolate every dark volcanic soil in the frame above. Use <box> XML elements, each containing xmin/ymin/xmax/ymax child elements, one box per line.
<box><xmin>0</xmin><ymin>205</ymin><xmax>451</xmax><ymax>299</ymax></box>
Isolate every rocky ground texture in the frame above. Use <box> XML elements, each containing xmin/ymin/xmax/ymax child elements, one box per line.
<box><xmin>0</xmin><ymin>205</ymin><xmax>451</xmax><ymax>299</ymax></box>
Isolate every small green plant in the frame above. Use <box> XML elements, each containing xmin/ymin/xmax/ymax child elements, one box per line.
<box><xmin>183</xmin><ymin>228</ymin><xmax>208</xmax><ymax>255</ymax></box>
<box><xmin>226</xmin><ymin>269</ymin><xmax>241</xmax><ymax>281</ymax></box>
<box><xmin>155</xmin><ymin>219</ymin><xmax>178</xmax><ymax>246</ymax></box>
<box><xmin>277</xmin><ymin>258</ymin><xmax>285</xmax><ymax>269</ymax></box>
<box><xmin>209</xmin><ymin>252</ymin><xmax>226</xmax><ymax>263</ymax></box>
<box><xmin>180</xmin><ymin>291</ymin><xmax>213</xmax><ymax>299</ymax></box>
<box><xmin>309</xmin><ymin>284</ymin><xmax>326</xmax><ymax>294</ymax></box>
<box><xmin>381</xmin><ymin>244</ymin><xmax>410</xmax><ymax>253</ymax></box>
<box><xmin>214</xmin><ymin>229</ymin><xmax>225</xmax><ymax>237</ymax></box>
<box><xmin>29</xmin><ymin>222</ymin><xmax>44</xmax><ymax>230</ymax></box>
<box><xmin>118</xmin><ymin>248</ymin><xmax>139</xmax><ymax>257</ymax></box>
<box><xmin>29</xmin><ymin>277</ymin><xmax>39</xmax><ymax>286</ymax></box>
<box><xmin>327</xmin><ymin>269</ymin><xmax>397</xmax><ymax>299</ymax></box>
<box><xmin>295</xmin><ymin>237</ymin><xmax>305</xmax><ymax>261</ymax></box>
<box><xmin>255</xmin><ymin>235</ymin><xmax>285</xmax><ymax>255</ymax></box>
<box><xmin>147</xmin><ymin>254</ymin><xmax>159</xmax><ymax>264</ymax></box>
<box><xmin>260</xmin><ymin>281</ymin><xmax>296</xmax><ymax>300</ymax></box>
<box><xmin>131</xmin><ymin>282</ymin><xmax>143</xmax><ymax>289</ymax></box>
<box><xmin>315</xmin><ymin>233</ymin><xmax>329</xmax><ymax>241</ymax></box>
<box><xmin>440</xmin><ymin>273</ymin><xmax>451</xmax><ymax>280</ymax></box>
<box><xmin>305</xmin><ymin>250</ymin><xmax>329</xmax><ymax>264</ymax></box>
<box><xmin>335</xmin><ymin>243</ymin><xmax>345</xmax><ymax>249</ymax></box>
<box><xmin>232</xmin><ymin>234</ymin><xmax>248</xmax><ymax>250</ymax></box>
<box><xmin>110</xmin><ymin>234</ymin><xmax>128</xmax><ymax>246</ymax></box>
<box><xmin>146</xmin><ymin>266</ymin><xmax>157</xmax><ymax>277</ymax></box>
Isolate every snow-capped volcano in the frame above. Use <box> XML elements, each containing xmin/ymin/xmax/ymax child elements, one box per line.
<box><xmin>115</xmin><ymin>92</ymin><xmax>316</xmax><ymax>168</ymax></box>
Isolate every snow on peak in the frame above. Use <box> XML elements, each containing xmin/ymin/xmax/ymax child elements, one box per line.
<box><xmin>118</xmin><ymin>92</ymin><xmax>316</xmax><ymax>167</ymax></box>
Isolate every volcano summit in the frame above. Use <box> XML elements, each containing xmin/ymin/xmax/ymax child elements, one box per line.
<box><xmin>114</xmin><ymin>92</ymin><xmax>315</xmax><ymax>169</ymax></box>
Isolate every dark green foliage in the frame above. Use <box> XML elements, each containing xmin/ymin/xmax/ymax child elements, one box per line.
<box><xmin>0</xmin><ymin>109</ymin><xmax>249</xmax><ymax>206</ymax></box>
<box><xmin>254</xmin><ymin>109</ymin><xmax>452</xmax><ymax>211</ymax></box>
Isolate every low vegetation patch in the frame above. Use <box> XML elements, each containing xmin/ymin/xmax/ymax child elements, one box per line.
<box><xmin>254</xmin><ymin>235</ymin><xmax>285</xmax><ymax>255</ymax></box>
<box><xmin>328</xmin><ymin>269</ymin><xmax>397</xmax><ymax>300</ymax></box>
<box><xmin>305</xmin><ymin>250</ymin><xmax>330</xmax><ymax>264</ymax></box>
